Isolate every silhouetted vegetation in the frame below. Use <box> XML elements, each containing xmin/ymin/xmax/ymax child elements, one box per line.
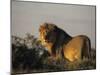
<box><xmin>11</xmin><ymin>34</ymin><xmax>96</xmax><ymax>74</ymax></box>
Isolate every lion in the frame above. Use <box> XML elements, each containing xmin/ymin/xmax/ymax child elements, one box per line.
<box><xmin>39</xmin><ymin>23</ymin><xmax>91</xmax><ymax>62</ymax></box>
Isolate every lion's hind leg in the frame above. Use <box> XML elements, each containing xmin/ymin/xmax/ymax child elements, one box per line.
<box><xmin>63</xmin><ymin>36</ymin><xmax>84</xmax><ymax>62</ymax></box>
<box><xmin>63</xmin><ymin>35</ymin><xmax>91</xmax><ymax>62</ymax></box>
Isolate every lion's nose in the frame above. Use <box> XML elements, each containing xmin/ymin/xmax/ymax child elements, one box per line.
<box><xmin>38</xmin><ymin>37</ymin><xmax>41</xmax><ymax>41</ymax></box>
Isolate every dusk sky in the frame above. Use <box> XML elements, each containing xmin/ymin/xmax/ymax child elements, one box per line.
<box><xmin>11</xmin><ymin>1</ymin><xmax>96</xmax><ymax>48</ymax></box>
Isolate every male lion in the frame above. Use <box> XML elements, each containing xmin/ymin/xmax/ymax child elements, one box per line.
<box><xmin>39</xmin><ymin>23</ymin><xmax>91</xmax><ymax>62</ymax></box>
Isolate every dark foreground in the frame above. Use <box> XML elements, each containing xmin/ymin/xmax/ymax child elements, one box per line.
<box><xmin>11</xmin><ymin>35</ymin><xmax>96</xmax><ymax>74</ymax></box>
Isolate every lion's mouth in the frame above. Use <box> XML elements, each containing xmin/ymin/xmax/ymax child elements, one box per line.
<box><xmin>39</xmin><ymin>36</ymin><xmax>46</xmax><ymax>46</ymax></box>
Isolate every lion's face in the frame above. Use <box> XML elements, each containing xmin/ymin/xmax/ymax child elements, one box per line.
<box><xmin>39</xmin><ymin>23</ymin><xmax>48</xmax><ymax>46</ymax></box>
<box><xmin>39</xmin><ymin>23</ymin><xmax>56</xmax><ymax>44</ymax></box>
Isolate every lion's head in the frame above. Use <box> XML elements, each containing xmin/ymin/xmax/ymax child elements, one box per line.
<box><xmin>39</xmin><ymin>23</ymin><xmax>58</xmax><ymax>43</ymax></box>
<box><xmin>39</xmin><ymin>23</ymin><xmax>58</xmax><ymax>54</ymax></box>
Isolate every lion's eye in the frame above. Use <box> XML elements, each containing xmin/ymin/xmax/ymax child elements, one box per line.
<box><xmin>45</xmin><ymin>30</ymin><xmax>48</xmax><ymax>34</ymax></box>
<box><xmin>44</xmin><ymin>32</ymin><xmax>47</xmax><ymax>36</ymax></box>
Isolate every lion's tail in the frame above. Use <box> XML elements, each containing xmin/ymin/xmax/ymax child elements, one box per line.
<box><xmin>86</xmin><ymin>37</ymin><xmax>91</xmax><ymax>59</ymax></box>
<box><xmin>81</xmin><ymin>36</ymin><xmax>91</xmax><ymax>60</ymax></box>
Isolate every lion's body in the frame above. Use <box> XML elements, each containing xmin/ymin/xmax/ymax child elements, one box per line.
<box><xmin>39</xmin><ymin>23</ymin><xmax>91</xmax><ymax>62</ymax></box>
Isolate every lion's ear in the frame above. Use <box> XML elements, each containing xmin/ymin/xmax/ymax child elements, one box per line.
<box><xmin>48</xmin><ymin>24</ymin><xmax>57</xmax><ymax>31</ymax></box>
<box><xmin>41</xmin><ymin>23</ymin><xmax>48</xmax><ymax>27</ymax></box>
<box><xmin>39</xmin><ymin>25</ymin><xmax>42</xmax><ymax>32</ymax></box>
